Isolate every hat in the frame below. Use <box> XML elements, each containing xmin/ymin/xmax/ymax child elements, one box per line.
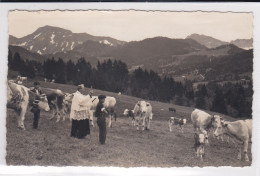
<box><xmin>98</xmin><ymin>95</ymin><xmax>106</xmax><ymax>100</ymax></box>
<box><xmin>34</xmin><ymin>81</ymin><xmax>40</xmax><ymax>86</ymax></box>
<box><xmin>77</xmin><ymin>84</ymin><xmax>84</xmax><ymax>90</ymax></box>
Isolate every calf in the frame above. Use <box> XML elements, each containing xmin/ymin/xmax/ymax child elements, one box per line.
<box><xmin>213</xmin><ymin>118</ymin><xmax>252</xmax><ymax>162</ymax></box>
<box><xmin>168</xmin><ymin>117</ymin><xmax>187</xmax><ymax>133</ymax></box>
<box><xmin>123</xmin><ymin>109</ymin><xmax>135</xmax><ymax>126</ymax></box>
<box><xmin>194</xmin><ymin>131</ymin><xmax>207</xmax><ymax>161</ymax></box>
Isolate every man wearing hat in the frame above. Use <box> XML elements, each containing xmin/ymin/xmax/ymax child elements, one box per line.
<box><xmin>70</xmin><ymin>84</ymin><xmax>93</xmax><ymax>139</ymax></box>
<box><xmin>30</xmin><ymin>81</ymin><xmax>43</xmax><ymax>129</ymax></box>
<box><xmin>95</xmin><ymin>95</ymin><xmax>108</xmax><ymax>144</ymax></box>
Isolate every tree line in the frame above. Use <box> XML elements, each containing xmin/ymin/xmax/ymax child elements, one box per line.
<box><xmin>8</xmin><ymin>50</ymin><xmax>252</xmax><ymax>118</ymax></box>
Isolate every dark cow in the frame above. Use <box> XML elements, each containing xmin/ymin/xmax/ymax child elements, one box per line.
<box><xmin>169</xmin><ymin>107</ymin><xmax>176</xmax><ymax>113</ymax></box>
<box><xmin>7</xmin><ymin>81</ymin><xmax>50</xmax><ymax>130</ymax></box>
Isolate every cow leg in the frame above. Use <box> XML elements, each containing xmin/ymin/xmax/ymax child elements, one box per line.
<box><xmin>196</xmin><ymin>147</ymin><xmax>200</xmax><ymax>158</ymax></box>
<box><xmin>226</xmin><ymin>136</ymin><xmax>230</xmax><ymax>143</ymax></box>
<box><xmin>220</xmin><ymin>134</ymin><xmax>224</xmax><ymax>141</ymax></box>
<box><xmin>169</xmin><ymin>121</ymin><xmax>172</xmax><ymax>132</ymax></box>
<box><xmin>237</xmin><ymin>144</ymin><xmax>242</xmax><ymax>160</ymax></box>
<box><xmin>18</xmin><ymin>103</ymin><xmax>27</xmax><ymax>130</ymax></box>
<box><xmin>180</xmin><ymin>125</ymin><xmax>183</xmax><ymax>133</ymax></box>
<box><xmin>200</xmin><ymin>146</ymin><xmax>205</xmax><ymax>161</ymax></box>
<box><xmin>243</xmin><ymin>141</ymin><xmax>249</xmax><ymax>162</ymax></box>
<box><xmin>142</xmin><ymin>117</ymin><xmax>146</xmax><ymax>131</ymax></box>
<box><xmin>61</xmin><ymin>108</ymin><xmax>66</xmax><ymax>121</ymax></box>
<box><xmin>49</xmin><ymin>109</ymin><xmax>56</xmax><ymax>120</ymax></box>
<box><xmin>146</xmin><ymin>118</ymin><xmax>150</xmax><ymax>130</ymax></box>
<box><xmin>56</xmin><ymin>111</ymin><xmax>61</xmax><ymax>122</ymax></box>
<box><xmin>136</xmin><ymin>117</ymin><xmax>142</xmax><ymax>131</ymax></box>
<box><xmin>107</xmin><ymin>114</ymin><xmax>112</xmax><ymax>128</ymax></box>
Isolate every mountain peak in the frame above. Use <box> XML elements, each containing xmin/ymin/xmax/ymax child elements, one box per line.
<box><xmin>35</xmin><ymin>25</ymin><xmax>72</xmax><ymax>34</ymax></box>
<box><xmin>186</xmin><ymin>33</ymin><xmax>228</xmax><ymax>49</ymax></box>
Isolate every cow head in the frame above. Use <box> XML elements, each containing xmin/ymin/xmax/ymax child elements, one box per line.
<box><xmin>64</xmin><ymin>93</ymin><xmax>74</xmax><ymax>103</ymax></box>
<box><xmin>213</xmin><ymin>119</ymin><xmax>227</xmax><ymax>138</ymax></box>
<box><xmin>194</xmin><ymin>132</ymin><xmax>206</xmax><ymax>144</ymax></box>
<box><xmin>37</xmin><ymin>94</ymin><xmax>50</xmax><ymax>111</ymax></box>
<box><xmin>123</xmin><ymin>109</ymin><xmax>129</xmax><ymax>116</ymax></box>
<box><xmin>137</xmin><ymin>101</ymin><xmax>150</xmax><ymax>115</ymax></box>
<box><xmin>211</xmin><ymin>115</ymin><xmax>222</xmax><ymax>129</ymax></box>
<box><xmin>198</xmin><ymin>133</ymin><xmax>206</xmax><ymax>144</ymax></box>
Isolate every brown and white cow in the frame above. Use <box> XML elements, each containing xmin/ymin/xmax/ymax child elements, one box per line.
<box><xmin>169</xmin><ymin>117</ymin><xmax>187</xmax><ymax>133</ymax></box>
<box><xmin>133</xmin><ymin>101</ymin><xmax>153</xmax><ymax>131</ymax></box>
<box><xmin>7</xmin><ymin>81</ymin><xmax>50</xmax><ymax>130</ymax></box>
<box><xmin>213</xmin><ymin>118</ymin><xmax>252</xmax><ymax>162</ymax></box>
<box><xmin>41</xmin><ymin>88</ymin><xmax>67</xmax><ymax>122</ymax></box>
<box><xmin>123</xmin><ymin>109</ymin><xmax>135</xmax><ymax>126</ymax></box>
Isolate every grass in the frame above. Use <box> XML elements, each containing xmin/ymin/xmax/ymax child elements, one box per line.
<box><xmin>6</xmin><ymin>81</ymin><xmax>252</xmax><ymax>167</ymax></box>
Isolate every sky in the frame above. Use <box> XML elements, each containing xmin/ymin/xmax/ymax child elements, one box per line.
<box><xmin>8</xmin><ymin>10</ymin><xmax>253</xmax><ymax>42</ymax></box>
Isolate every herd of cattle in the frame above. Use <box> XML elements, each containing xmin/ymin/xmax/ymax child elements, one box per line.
<box><xmin>6</xmin><ymin>80</ymin><xmax>252</xmax><ymax>163</ymax></box>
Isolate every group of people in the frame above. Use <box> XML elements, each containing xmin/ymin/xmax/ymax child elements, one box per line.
<box><xmin>30</xmin><ymin>81</ymin><xmax>108</xmax><ymax>144</ymax></box>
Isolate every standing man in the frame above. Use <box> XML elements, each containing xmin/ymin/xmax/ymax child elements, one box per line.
<box><xmin>95</xmin><ymin>95</ymin><xmax>108</xmax><ymax>144</ymax></box>
<box><xmin>70</xmin><ymin>84</ymin><xmax>93</xmax><ymax>139</ymax></box>
<box><xmin>30</xmin><ymin>81</ymin><xmax>43</xmax><ymax>129</ymax></box>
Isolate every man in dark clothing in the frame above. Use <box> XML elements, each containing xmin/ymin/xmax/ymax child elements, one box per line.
<box><xmin>30</xmin><ymin>81</ymin><xmax>43</xmax><ymax>129</ymax></box>
<box><xmin>95</xmin><ymin>95</ymin><xmax>108</xmax><ymax>144</ymax></box>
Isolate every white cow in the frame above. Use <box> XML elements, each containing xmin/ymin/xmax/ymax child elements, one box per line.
<box><xmin>169</xmin><ymin>117</ymin><xmax>187</xmax><ymax>133</ymax></box>
<box><xmin>64</xmin><ymin>94</ymin><xmax>116</xmax><ymax>127</ymax></box>
<box><xmin>90</xmin><ymin>96</ymin><xmax>117</xmax><ymax>127</ymax></box>
<box><xmin>133</xmin><ymin>101</ymin><xmax>153</xmax><ymax>131</ymax></box>
<box><xmin>213</xmin><ymin>118</ymin><xmax>252</xmax><ymax>162</ymax></box>
<box><xmin>190</xmin><ymin>109</ymin><xmax>215</xmax><ymax>144</ymax></box>
<box><xmin>7</xmin><ymin>81</ymin><xmax>50</xmax><ymax>130</ymax></box>
<box><xmin>17</xmin><ymin>76</ymin><xmax>27</xmax><ymax>83</ymax></box>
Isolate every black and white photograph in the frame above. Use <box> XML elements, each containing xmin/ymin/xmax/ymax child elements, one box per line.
<box><xmin>2</xmin><ymin>7</ymin><xmax>258</xmax><ymax>170</ymax></box>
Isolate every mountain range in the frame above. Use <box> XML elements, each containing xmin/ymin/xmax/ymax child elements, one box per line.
<box><xmin>9</xmin><ymin>25</ymin><xmax>125</xmax><ymax>55</ymax></box>
<box><xmin>8</xmin><ymin>25</ymin><xmax>253</xmax><ymax>81</ymax></box>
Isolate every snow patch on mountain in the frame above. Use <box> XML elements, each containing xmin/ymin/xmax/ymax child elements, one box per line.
<box><xmin>71</xmin><ymin>42</ymin><xmax>75</xmax><ymax>50</ymax></box>
<box><xmin>50</xmin><ymin>34</ymin><xmax>55</xmax><ymax>44</ymax></box>
<box><xmin>99</xmin><ymin>40</ymin><xmax>114</xmax><ymax>46</ymax></box>
<box><xmin>33</xmin><ymin>33</ymin><xmax>41</xmax><ymax>39</ymax></box>
<box><xmin>43</xmin><ymin>47</ymin><xmax>46</xmax><ymax>51</ymax></box>
<box><xmin>37</xmin><ymin>50</ymin><xmax>42</xmax><ymax>55</ymax></box>
<box><xmin>30</xmin><ymin>45</ymin><xmax>33</xmax><ymax>50</ymax></box>
<box><xmin>18</xmin><ymin>42</ymin><xmax>27</xmax><ymax>46</ymax></box>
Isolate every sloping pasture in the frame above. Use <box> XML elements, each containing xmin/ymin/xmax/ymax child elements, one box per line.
<box><xmin>6</xmin><ymin>82</ymin><xmax>251</xmax><ymax>167</ymax></box>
